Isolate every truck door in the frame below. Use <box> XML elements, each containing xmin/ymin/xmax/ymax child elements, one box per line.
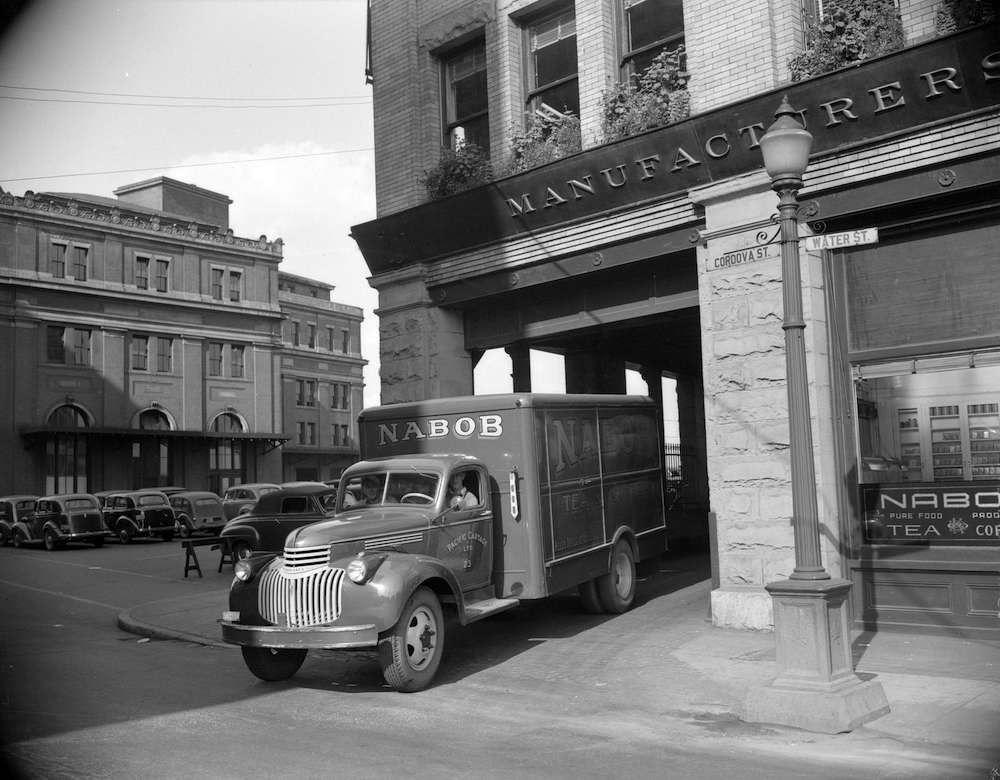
<box><xmin>431</xmin><ymin>467</ymin><xmax>493</xmax><ymax>592</ymax></box>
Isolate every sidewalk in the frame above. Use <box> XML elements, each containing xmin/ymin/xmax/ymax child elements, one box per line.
<box><xmin>118</xmin><ymin>563</ymin><xmax>1000</xmax><ymax>778</ymax></box>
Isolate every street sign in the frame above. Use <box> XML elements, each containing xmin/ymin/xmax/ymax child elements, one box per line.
<box><xmin>802</xmin><ymin>228</ymin><xmax>878</xmax><ymax>252</ymax></box>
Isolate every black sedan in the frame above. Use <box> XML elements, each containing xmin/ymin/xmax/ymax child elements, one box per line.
<box><xmin>220</xmin><ymin>484</ymin><xmax>337</xmax><ymax>560</ymax></box>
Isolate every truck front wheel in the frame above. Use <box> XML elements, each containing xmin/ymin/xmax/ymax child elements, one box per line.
<box><xmin>596</xmin><ymin>539</ymin><xmax>636</xmax><ymax>613</ymax></box>
<box><xmin>378</xmin><ymin>587</ymin><xmax>444</xmax><ymax>692</ymax></box>
<box><xmin>241</xmin><ymin>646</ymin><xmax>307</xmax><ymax>681</ymax></box>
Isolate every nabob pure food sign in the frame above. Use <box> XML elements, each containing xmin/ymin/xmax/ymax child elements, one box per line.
<box><xmin>862</xmin><ymin>483</ymin><xmax>1000</xmax><ymax>543</ymax></box>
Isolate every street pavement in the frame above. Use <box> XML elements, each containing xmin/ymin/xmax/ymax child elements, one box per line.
<box><xmin>118</xmin><ymin>548</ymin><xmax>1000</xmax><ymax>779</ymax></box>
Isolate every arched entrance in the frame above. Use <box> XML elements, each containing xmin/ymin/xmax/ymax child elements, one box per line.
<box><xmin>133</xmin><ymin>408</ymin><xmax>173</xmax><ymax>488</ymax></box>
<box><xmin>209</xmin><ymin>412</ymin><xmax>247</xmax><ymax>495</ymax></box>
<box><xmin>45</xmin><ymin>404</ymin><xmax>90</xmax><ymax>495</ymax></box>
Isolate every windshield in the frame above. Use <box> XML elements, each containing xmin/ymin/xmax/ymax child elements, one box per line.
<box><xmin>339</xmin><ymin>471</ymin><xmax>440</xmax><ymax>510</ymax></box>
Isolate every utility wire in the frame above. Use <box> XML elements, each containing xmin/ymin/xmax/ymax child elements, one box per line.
<box><xmin>0</xmin><ymin>147</ymin><xmax>374</xmax><ymax>184</ymax></box>
<box><xmin>0</xmin><ymin>95</ymin><xmax>370</xmax><ymax>109</ymax></box>
<box><xmin>0</xmin><ymin>83</ymin><xmax>371</xmax><ymax>102</ymax></box>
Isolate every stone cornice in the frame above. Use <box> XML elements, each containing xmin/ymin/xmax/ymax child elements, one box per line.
<box><xmin>0</xmin><ymin>190</ymin><xmax>283</xmax><ymax>258</ymax></box>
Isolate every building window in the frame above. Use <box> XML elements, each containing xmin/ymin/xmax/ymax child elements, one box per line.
<box><xmin>229</xmin><ymin>271</ymin><xmax>242</xmax><ymax>302</ymax></box>
<box><xmin>443</xmin><ymin>40</ymin><xmax>489</xmax><ymax>152</ymax></box>
<box><xmin>526</xmin><ymin>7</ymin><xmax>579</xmax><ymax>116</ymax></box>
<box><xmin>155</xmin><ymin>258</ymin><xmax>169</xmax><ymax>292</ymax></box>
<box><xmin>327</xmin><ymin>326</ymin><xmax>336</xmax><ymax>351</ymax></box>
<box><xmin>49</xmin><ymin>242</ymin><xmax>66</xmax><ymax>278</ymax></box>
<box><xmin>332</xmin><ymin>423</ymin><xmax>350</xmax><ymax>446</ymax></box>
<box><xmin>296</xmin><ymin>379</ymin><xmax>316</xmax><ymax>407</ymax></box>
<box><xmin>211</xmin><ymin>268</ymin><xmax>224</xmax><ymax>300</ymax></box>
<box><xmin>45</xmin><ymin>404</ymin><xmax>89</xmax><ymax>495</ymax></box>
<box><xmin>72</xmin><ymin>246</ymin><xmax>88</xmax><ymax>281</ymax></box>
<box><xmin>156</xmin><ymin>337</ymin><xmax>172</xmax><ymax>373</ymax></box>
<box><xmin>621</xmin><ymin>0</ymin><xmax>685</xmax><ymax>78</ymax></box>
<box><xmin>292</xmin><ymin>321</ymin><xmax>300</xmax><ymax>347</ymax></box>
<box><xmin>46</xmin><ymin>326</ymin><xmax>65</xmax><ymax>363</ymax></box>
<box><xmin>208</xmin><ymin>342</ymin><xmax>223</xmax><ymax>376</ymax></box>
<box><xmin>341</xmin><ymin>329</ymin><xmax>350</xmax><ymax>354</ymax></box>
<box><xmin>296</xmin><ymin>421</ymin><xmax>317</xmax><ymax>445</ymax></box>
<box><xmin>330</xmin><ymin>382</ymin><xmax>350</xmax><ymax>411</ymax></box>
<box><xmin>71</xmin><ymin>329</ymin><xmax>91</xmax><ymax>366</ymax></box>
<box><xmin>136</xmin><ymin>257</ymin><xmax>150</xmax><ymax>289</ymax></box>
<box><xmin>231</xmin><ymin>345</ymin><xmax>245</xmax><ymax>378</ymax></box>
<box><xmin>307</xmin><ymin>323</ymin><xmax>316</xmax><ymax>348</ymax></box>
<box><xmin>131</xmin><ymin>335</ymin><xmax>149</xmax><ymax>371</ymax></box>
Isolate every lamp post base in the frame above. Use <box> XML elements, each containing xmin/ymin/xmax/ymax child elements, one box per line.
<box><xmin>743</xmin><ymin>577</ymin><xmax>890</xmax><ymax>733</ymax></box>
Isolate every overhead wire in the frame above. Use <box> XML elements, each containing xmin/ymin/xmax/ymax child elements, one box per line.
<box><xmin>0</xmin><ymin>147</ymin><xmax>374</xmax><ymax>185</ymax></box>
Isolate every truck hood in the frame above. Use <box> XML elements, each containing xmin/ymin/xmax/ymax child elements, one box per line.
<box><xmin>286</xmin><ymin>505</ymin><xmax>432</xmax><ymax>549</ymax></box>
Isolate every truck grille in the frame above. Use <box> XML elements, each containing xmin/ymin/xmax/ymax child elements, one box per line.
<box><xmin>284</xmin><ymin>544</ymin><xmax>329</xmax><ymax>568</ymax></box>
<box><xmin>258</xmin><ymin>564</ymin><xmax>345</xmax><ymax>628</ymax></box>
<box><xmin>365</xmin><ymin>532</ymin><xmax>423</xmax><ymax>550</ymax></box>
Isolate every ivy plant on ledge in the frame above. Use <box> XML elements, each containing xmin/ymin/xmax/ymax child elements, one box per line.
<box><xmin>420</xmin><ymin>108</ymin><xmax>581</xmax><ymax>201</ymax></box>
<box><xmin>419</xmin><ymin>143</ymin><xmax>493</xmax><ymax>200</ymax></box>
<box><xmin>788</xmin><ymin>0</ymin><xmax>904</xmax><ymax>82</ymax></box>
<box><xmin>601</xmin><ymin>46</ymin><xmax>690</xmax><ymax>144</ymax></box>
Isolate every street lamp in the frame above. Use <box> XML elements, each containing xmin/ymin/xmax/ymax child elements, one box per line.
<box><xmin>745</xmin><ymin>97</ymin><xmax>890</xmax><ymax>733</ymax></box>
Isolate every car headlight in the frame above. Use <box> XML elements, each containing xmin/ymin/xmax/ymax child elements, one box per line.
<box><xmin>346</xmin><ymin>552</ymin><xmax>387</xmax><ymax>584</ymax></box>
<box><xmin>234</xmin><ymin>560</ymin><xmax>254</xmax><ymax>582</ymax></box>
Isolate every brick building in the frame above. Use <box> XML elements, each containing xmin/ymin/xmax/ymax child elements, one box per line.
<box><xmin>353</xmin><ymin>1</ymin><xmax>1000</xmax><ymax>639</ymax></box>
<box><xmin>0</xmin><ymin>176</ymin><xmax>364</xmax><ymax>496</ymax></box>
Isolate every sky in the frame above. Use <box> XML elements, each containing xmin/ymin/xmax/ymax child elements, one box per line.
<box><xmin>0</xmin><ymin>0</ymin><xmax>384</xmax><ymax>404</ymax></box>
<box><xmin>0</xmin><ymin>0</ymin><xmax>669</xmax><ymax>420</ymax></box>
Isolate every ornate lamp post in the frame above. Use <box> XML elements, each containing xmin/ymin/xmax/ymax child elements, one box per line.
<box><xmin>745</xmin><ymin>97</ymin><xmax>890</xmax><ymax>733</ymax></box>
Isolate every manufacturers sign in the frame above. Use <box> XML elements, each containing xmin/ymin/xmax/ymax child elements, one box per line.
<box><xmin>861</xmin><ymin>483</ymin><xmax>1000</xmax><ymax>544</ymax></box>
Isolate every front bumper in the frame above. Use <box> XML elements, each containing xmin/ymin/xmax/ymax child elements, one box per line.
<box><xmin>220</xmin><ymin>619</ymin><xmax>378</xmax><ymax>649</ymax></box>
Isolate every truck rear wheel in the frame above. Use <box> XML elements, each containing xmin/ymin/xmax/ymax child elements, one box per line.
<box><xmin>378</xmin><ymin>586</ymin><xmax>444</xmax><ymax>692</ymax></box>
<box><xmin>241</xmin><ymin>646</ymin><xmax>307</xmax><ymax>681</ymax></box>
<box><xmin>596</xmin><ymin>539</ymin><xmax>636</xmax><ymax>613</ymax></box>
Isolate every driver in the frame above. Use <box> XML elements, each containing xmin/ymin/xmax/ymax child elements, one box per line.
<box><xmin>447</xmin><ymin>472</ymin><xmax>478</xmax><ymax>509</ymax></box>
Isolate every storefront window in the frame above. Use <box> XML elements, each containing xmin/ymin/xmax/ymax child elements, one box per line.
<box><xmin>854</xmin><ymin>353</ymin><xmax>1000</xmax><ymax>545</ymax></box>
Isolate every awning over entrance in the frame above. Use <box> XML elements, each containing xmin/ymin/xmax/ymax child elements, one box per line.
<box><xmin>20</xmin><ymin>426</ymin><xmax>289</xmax><ymax>452</ymax></box>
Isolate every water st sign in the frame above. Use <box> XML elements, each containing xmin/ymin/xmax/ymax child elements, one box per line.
<box><xmin>803</xmin><ymin>228</ymin><xmax>879</xmax><ymax>252</ymax></box>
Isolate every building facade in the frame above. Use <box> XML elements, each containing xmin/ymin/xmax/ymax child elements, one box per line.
<box><xmin>0</xmin><ymin>176</ymin><xmax>363</xmax><ymax>497</ymax></box>
<box><xmin>353</xmin><ymin>1</ymin><xmax>1000</xmax><ymax>638</ymax></box>
<box><xmin>278</xmin><ymin>271</ymin><xmax>365</xmax><ymax>483</ymax></box>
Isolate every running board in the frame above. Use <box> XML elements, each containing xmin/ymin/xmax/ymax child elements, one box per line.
<box><xmin>463</xmin><ymin>596</ymin><xmax>520</xmax><ymax>623</ymax></box>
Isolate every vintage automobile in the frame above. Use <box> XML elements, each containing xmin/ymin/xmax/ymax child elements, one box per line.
<box><xmin>12</xmin><ymin>493</ymin><xmax>107</xmax><ymax>550</ymax></box>
<box><xmin>222</xmin><ymin>483</ymin><xmax>281</xmax><ymax>521</ymax></box>
<box><xmin>169</xmin><ymin>491</ymin><xmax>225</xmax><ymax>537</ymax></box>
<box><xmin>0</xmin><ymin>495</ymin><xmax>40</xmax><ymax>545</ymax></box>
<box><xmin>220</xmin><ymin>484</ymin><xmax>338</xmax><ymax>560</ymax></box>
<box><xmin>101</xmin><ymin>490</ymin><xmax>176</xmax><ymax>543</ymax></box>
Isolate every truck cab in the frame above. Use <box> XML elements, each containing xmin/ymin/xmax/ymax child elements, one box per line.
<box><xmin>222</xmin><ymin>394</ymin><xmax>667</xmax><ymax>691</ymax></box>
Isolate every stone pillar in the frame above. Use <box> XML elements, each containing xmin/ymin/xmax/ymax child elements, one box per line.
<box><xmin>370</xmin><ymin>265</ymin><xmax>473</xmax><ymax>403</ymax></box>
<box><xmin>688</xmin><ymin>171</ymin><xmax>841</xmax><ymax>631</ymax></box>
<box><xmin>506</xmin><ymin>343</ymin><xmax>532</xmax><ymax>392</ymax></box>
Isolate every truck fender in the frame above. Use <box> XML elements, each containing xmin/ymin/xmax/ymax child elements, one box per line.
<box><xmin>608</xmin><ymin>527</ymin><xmax>638</xmax><ymax>562</ymax></box>
<box><xmin>367</xmin><ymin>553</ymin><xmax>463</xmax><ymax>628</ymax></box>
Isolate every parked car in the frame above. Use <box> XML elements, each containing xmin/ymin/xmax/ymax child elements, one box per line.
<box><xmin>221</xmin><ymin>483</ymin><xmax>280</xmax><ymax>521</ymax></box>
<box><xmin>12</xmin><ymin>494</ymin><xmax>106</xmax><ymax>550</ymax></box>
<box><xmin>101</xmin><ymin>490</ymin><xmax>176</xmax><ymax>543</ymax></box>
<box><xmin>0</xmin><ymin>495</ymin><xmax>40</xmax><ymax>545</ymax></box>
<box><xmin>220</xmin><ymin>484</ymin><xmax>338</xmax><ymax>560</ymax></box>
<box><xmin>169</xmin><ymin>491</ymin><xmax>225</xmax><ymax>537</ymax></box>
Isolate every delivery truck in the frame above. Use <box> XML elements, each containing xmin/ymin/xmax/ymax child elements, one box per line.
<box><xmin>221</xmin><ymin>393</ymin><xmax>668</xmax><ymax>691</ymax></box>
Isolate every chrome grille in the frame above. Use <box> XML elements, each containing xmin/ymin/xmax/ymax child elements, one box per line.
<box><xmin>284</xmin><ymin>544</ymin><xmax>330</xmax><ymax>568</ymax></box>
<box><xmin>258</xmin><ymin>564</ymin><xmax>345</xmax><ymax>628</ymax></box>
<box><xmin>364</xmin><ymin>532</ymin><xmax>423</xmax><ymax>550</ymax></box>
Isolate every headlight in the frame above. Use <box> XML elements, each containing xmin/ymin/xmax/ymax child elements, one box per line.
<box><xmin>346</xmin><ymin>552</ymin><xmax>387</xmax><ymax>584</ymax></box>
<box><xmin>234</xmin><ymin>560</ymin><xmax>254</xmax><ymax>582</ymax></box>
